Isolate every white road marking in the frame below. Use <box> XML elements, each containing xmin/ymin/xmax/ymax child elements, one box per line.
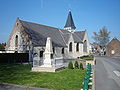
<box><xmin>113</xmin><ymin>71</ymin><xmax>120</xmax><ymax>77</ymax></box>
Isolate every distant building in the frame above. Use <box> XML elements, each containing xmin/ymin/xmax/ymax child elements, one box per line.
<box><xmin>106</xmin><ymin>38</ymin><xmax>120</xmax><ymax>56</ymax></box>
<box><xmin>91</xmin><ymin>42</ymin><xmax>101</xmax><ymax>54</ymax></box>
<box><xmin>6</xmin><ymin>11</ymin><xmax>90</xmax><ymax>65</ymax></box>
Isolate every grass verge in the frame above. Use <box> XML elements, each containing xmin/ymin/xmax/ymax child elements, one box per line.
<box><xmin>0</xmin><ymin>64</ymin><xmax>86</xmax><ymax>90</ymax></box>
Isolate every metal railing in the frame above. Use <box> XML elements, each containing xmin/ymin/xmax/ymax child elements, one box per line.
<box><xmin>83</xmin><ymin>63</ymin><xmax>92</xmax><ymax>90</ymax></box>
<box><xmin>33</xmin><ymin>58</ymin><xmax>64</xmax><ymax>67</ymax></box>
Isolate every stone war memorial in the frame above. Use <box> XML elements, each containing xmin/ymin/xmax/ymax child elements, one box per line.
<box><xmin>32</xmin><ymin>37</ymin><xmax>64</xmax><ymax>72</ymax></box>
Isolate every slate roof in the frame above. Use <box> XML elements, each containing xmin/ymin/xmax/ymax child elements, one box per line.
<box><xmin>20</xmin><ymin>20</ymin><xmax>67</xmax><ymax>47</ymax></box>
<box><xmin>64</xmin><ymin>11</ymin><xmax>76</xmax><ymax>29</ymax></box>
<box><xmin>19</xmin><ymin>19</ymin><xmax>85</xmax><ymax>47</ymax></box>
<box><xmin>62</xmin><ymin>34</ymin><xmax>70</xmax><ymax>44</ymax></box>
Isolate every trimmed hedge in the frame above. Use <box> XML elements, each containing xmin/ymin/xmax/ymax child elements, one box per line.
<box><xmin>74</xmin><ymin>61</ymin><xmax>79</xmax><ymax>69</ymax></box>
<box><xmin>80</xmin><ymin>63</ymin><xmax>84</xmax><ymax>70</ymax></box>
<box><xmin>68</xmin><ymin>61</ymin><xmax>74</xmax><ymax>69</ymax></box>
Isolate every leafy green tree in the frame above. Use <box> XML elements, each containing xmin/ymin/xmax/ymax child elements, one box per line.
<box><xmin>74</xmin><ymin>61</ymin><xmax>79</xmax><ymax>69</ymax></box>
<box><xmin>68</xmin><ymin>61</ymin><xmax>74</xmax><ymax>69</ymax></box>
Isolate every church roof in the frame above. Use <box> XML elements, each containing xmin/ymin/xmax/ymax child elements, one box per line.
<box><xmin>64</xmin><ymin>11</ymin><xmax>76</xmax><ymax>29</ymax></box>
<box><xmin>19</xmin><ymin>19</ymin><xmax>84</xmax><ymax>47</ymax></box>
<box><xmin>20</xmin><ymin>20</ymin><xmax>67</xmax><ymax>47</ymax></box>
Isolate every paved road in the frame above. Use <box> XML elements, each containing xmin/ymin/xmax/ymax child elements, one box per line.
<box><xmin>95</xmin><ymin>56</ymin><xmax>120</xmax><ymax>90</ymax></box>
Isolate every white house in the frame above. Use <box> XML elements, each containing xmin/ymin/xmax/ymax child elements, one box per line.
<box><xmin>6</xmin><ymin>11</ymin><xmax>90</xmax><ymax>71</ymax></box>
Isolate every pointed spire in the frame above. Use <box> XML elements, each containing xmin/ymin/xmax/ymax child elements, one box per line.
<box><xmin>64</xmin><ymin>11</ymin><xmax>76</xmax><ymax>30</ymax></box>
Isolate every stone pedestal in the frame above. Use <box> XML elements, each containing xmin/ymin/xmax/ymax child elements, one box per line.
<box><xmin>32</xmin><ymin>66</ymin><xmax>65</xmax><ymax>72</ymax></box>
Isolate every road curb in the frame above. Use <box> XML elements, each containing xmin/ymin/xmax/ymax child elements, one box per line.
<box><xmin>92</xmin><ymin>66</ymin><xmax>95</xmax><ymax>90</ymax></box>
<box><xmin>0</xmin><ymin>82</ymin><xmax>53</xmax><ymax>90</ymax></box>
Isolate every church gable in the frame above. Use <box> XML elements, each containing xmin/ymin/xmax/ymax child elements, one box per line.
<box><xmin>6</xmin><ymin>19</ymin><xmax>31</xmax><ymax>52</ymax></box>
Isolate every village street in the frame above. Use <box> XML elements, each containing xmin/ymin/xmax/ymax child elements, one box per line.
<box><xmin>95</xmin><ymin>56</ymin><xmax>120</xmax><ymax>90</ymax></box>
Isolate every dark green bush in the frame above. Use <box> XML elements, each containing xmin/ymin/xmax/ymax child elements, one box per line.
<box><xmin>79</xmin><ymin>63</ymin><xmax>84</xmax><ymax>70</ymax></box>
<box><xmin>68</xmin><ymin>61</ymin><xmax>74</xmax><ymax>69</ymax></box>
<box><xmin>80</xmin><ymin>55</ymin><xmax>94</xmax><ymax>59</ymax></box>
<box><xmin>74</xmin><ymin>61</ymin><xmax>79</xmax><ymax>69</ymax></box>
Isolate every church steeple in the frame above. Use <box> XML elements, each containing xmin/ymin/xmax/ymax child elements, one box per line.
<box><xmin>64</xmin><ymin>11</ymin><xmax>76</xmax><ymax>30</ymax></box>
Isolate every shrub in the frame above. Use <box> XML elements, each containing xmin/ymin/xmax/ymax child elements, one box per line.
<box><xmin>80</xmin><ymin>55</ymin><xmax>94</xmax><ymax>59</ymax></box>
<box><xmin>74</xmin><ymin>61</ymin><xmax>79</xmax><ymax>69</ymax></box>
<box><xmin>68</xmin><ymin>61</ymin><xmax>74</xmax><ymax>69</ymax></box>
<box><xmin>79</xmin><ymin>63</ymin><xmax>84</xmax><ymax>70</ymax></box>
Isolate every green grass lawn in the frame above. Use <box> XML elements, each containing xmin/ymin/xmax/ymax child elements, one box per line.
<box><xmin>0</xmin><ymin>64</ymin><xmax>86</xmax><ymax>90</ymax></box>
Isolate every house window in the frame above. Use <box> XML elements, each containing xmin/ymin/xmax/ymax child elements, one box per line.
<box><xmin>111</xmin><ymin>50</ymin><xmax>115</xmax><ymax>54</ymax></box>
<box><xmin>40</xmin><ymin>51</ymin><xmax>44</xmax><ymax>58</ymax></box>
<box><xmin>76</xmin><ymin>43</ymin><xmax>79</xmax><ymax>52</ymax></box>
<box><xmin>69</xmin><ymin>42</ymin><xmax>72</xmax><ymax>52</ymax></box>
<box><xmin>62</xmin><ymin>48</ymin><xmax>64</xmax><ymax>54</ymax></box>
<box><xmin>15</xmin><ymin>35</ymin><xmax>18</xmax><ymax>47</ymax></box>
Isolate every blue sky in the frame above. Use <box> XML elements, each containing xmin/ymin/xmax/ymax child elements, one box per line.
<box><xmin>0</xmin><ymin>0</ymin><xmax>120</xmax><ymax>43</ymax></box>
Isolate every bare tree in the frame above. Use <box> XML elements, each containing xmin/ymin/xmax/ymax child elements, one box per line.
<box><xmin>92</xmin><ymin>26</ymin><xmax>110</xmax><ymax>54</ymax></box>
<box><xmin>93</xmin><ymin>26</ymin><xmax>110</xmax><ymax>46</ymax></box>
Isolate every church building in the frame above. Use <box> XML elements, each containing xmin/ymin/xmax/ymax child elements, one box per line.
<box><xmin>6</xmin><ymin>11</ymin><xmax>90</xmax><ymax>67</ymax></box>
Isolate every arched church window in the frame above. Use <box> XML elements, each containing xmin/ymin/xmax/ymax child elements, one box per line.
<box><xmin>76</xmin><ymin>43</ymin><xmax>79</xmax><ymax>52</ymax></box>
<box><xmin>83</xmin><ymin>40</ymin><xmax>87</xmax><ymax>52</ymax></box>
<box><xmin>51</xmin><ymin>54</ymin><xmax>53</xmax><ymax>59</ymax></box>
<box><xmin>53</xmin><ymin>47</ymin><xmax>55</xmax><ymax>53</ymax></box>
<box><xmin>16</xmin><ymin>23</ymin><xmax>19</xmax><ymax>26</ymax></box>
<box><xmin>40</xmin><ymin>51</ymin><xmax>44</xmax><ymax>58</ymax></box>
<box><xmin>26</xmin><ymin>50</ymin><xmax>29</xmax><ymax>53</ymax></box>
<box><xmin>15</xmin><ymin>35</ymin><xmax>18</xmax><ymax>47</ymax></box>
<box><xmin>69</xmin><ymin>42</ymin><xmax>72</xmax><ymax>52</ymax></box>
<box><xmin>62</xmin><ymin>48</ymin><xmax>64</xmax><ymax>54</ymax></box>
